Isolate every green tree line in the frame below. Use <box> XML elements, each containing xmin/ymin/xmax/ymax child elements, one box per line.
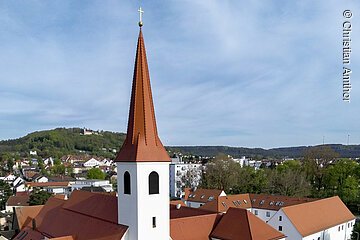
<box><xmin>201</xmin><ymin>147</ymin><xmax>360</xmax><ymax>213</ymax></box>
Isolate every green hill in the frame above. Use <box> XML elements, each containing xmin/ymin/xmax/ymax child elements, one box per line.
<box><xmin>0</xmin><ymin>128</ymin><xmax>359</xmax><ymax>159</ymax></box>
<box><xmin>0</xmin><ymin>128</ymin><xmax>126</xmax><ymax>159</ymax></box>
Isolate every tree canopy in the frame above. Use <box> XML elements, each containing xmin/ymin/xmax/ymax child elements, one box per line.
<box><xmin>86</xmin><ymin>168</ymin><xmax>105</xmax><ymax>180</ymax></box>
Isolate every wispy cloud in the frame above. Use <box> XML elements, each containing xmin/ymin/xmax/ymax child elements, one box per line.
<box><xmin>0</xmin><ymin>0</ymin><xmax>359</xmax><ymax>148</ymax></box>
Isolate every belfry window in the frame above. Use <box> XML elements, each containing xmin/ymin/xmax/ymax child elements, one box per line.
<box><xmin>149</xmin><ymin>171</ymin><xmax>159</xmax><ymax>194</ymax></box>
<box><xmin>124</xmin><ymin>171</ymin><xmax>131</xmax><ymax>194</ymax></box>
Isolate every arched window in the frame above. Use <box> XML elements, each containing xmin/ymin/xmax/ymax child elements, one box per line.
<box><xmin>124</xmin><ymin>171</ymin><xmax>131</xmax><ymax>194</ymax></box>
<box><xmin>149</xmin><ymin>171</ymin><xmax>159</xmax><ymax>194</ymax></box>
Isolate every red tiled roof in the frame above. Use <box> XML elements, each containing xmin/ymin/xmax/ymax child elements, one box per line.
<box><xmin>13</xmin><ymin>227</ymin><xmax>43</xmax><ymax>240</ymax></box>
<box><xmin>249</xmin><ymin>193</ymin><xmax>316</xmax><ymax>211</ymax></box>
<box><xmin>14</xmin><ymin>191</ymin><xmax>127</xmax><ymax>240</ymax></box>
<box><xmin>211</xmin><ymin>208</ymin><xmax>286</xmax><ymax>240</ymax></box>
<box><xmin>115</xmin><ymin>29</ymin><xmax>170</xmax><ymax>162</ymax></box>
<box><xmin>63</xmin><ymin>190</ymin><xmax>118</xmax><ymax>224</ymax></box>
<box><xmin>7</xmin><ymin>195</ymin><xmax>29</xmax><ymax>207</ymax></box>
<box><xmin>15</xmin><ymin>205</ymin><xmax>44</xmax><ymax>230</ymax></box>
<box><xmin>199</xmin><ymin>192</ymin><xmax>317</xmax><ymax>213</ymax></box>
<box><xmin>170</xmin><ymin>204</ymin><xmax>217</xmax><ymax>219</ymax></box>
<box><xmin>281</xmin><ymin>196</ymin><xmax>355</xmax><ymax>237</ymax></box>
<box><xmin>170</xmin><ymin>213</ymin><xmax>221</xmax><ymax>240</ymax></box>
<box><xmin>26</xmin><ymin>182</ymin><xmax>69</xmax><ymax>187</ymax></box>
<box><xmin>50</xmin><ymin>236</ymin><xmax>76</xmax><ymax>240</ymax></box>
<box><xmin>170</xmin><ymin>200</ymin><xmax>186</xmax><ymax>207</ymax></box>
<box><xmin>184</xmin><ymin>188</ymin><xmax>225</xmax><ymax>203</ymax></box>
<box><xmin>200</xmin><ymin>194</ymin><xmax>252</xmax><ymax>212</ymax></box>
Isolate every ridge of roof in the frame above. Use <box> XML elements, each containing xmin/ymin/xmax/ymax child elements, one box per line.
<box><xmin>115</xmin><ymin>29</ymin><xmax>170</xmax><ymax>162</ymax></box>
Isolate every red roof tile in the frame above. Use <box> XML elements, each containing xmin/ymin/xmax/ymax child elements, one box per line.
<box><xmin>170</xmin><ymin>213</ymin><xmax>221</xmax><ymax>240</ymax></box>
<box><xmin>14</xmin><ymin>191</ymin><xmax>127</xmax><ymax>240</ymax></box>
<box><xmin>211</xmin><ymin>208</ymin><xmax>285</xmax><ymax>240</ymax></box>
<box><xmin>63</xmin><ymin>190</ymin><xmax>118</xmax><ymax>224</ymax></box>
<box><xmin>7</xmin><ymin>195</ymin><xmax>29</xmax><ymax>207</ymax></box>
<box><xmin>15</xmin><ymin>205</ymin><xmax>44</xmax><ymax>230</ymax></box>
<box><xmin>170</xmin><ymin>204</ymin><xmax>217</xmax><ymax>219</ymax></box>
<box><xmin>26</xmin><ymin>182</ymin><xmax>69</xmax><ymax>187</ymax></box>
<box><xmin>249</xmin><ymin>194</ymin><xmax>316</xmax><ymax>211</ymax></box>
<box><xmin>200</xmin><ymin>194</ymin><xmax>252</xmax><ymax>212</ymax></box>
<box><xmin>281</xmin><ymin>196</ymin><xmax>355</xmax><ymax>237</ymax></box>
<box><xmin>184</xmin><ymin>188</ymin><xmax>225</xmax><ymax>203</ymax></box>
<box><xmin>115</xmin><ymin>29</ymin><xmax>170</xmax><ymax>162</ymax></box>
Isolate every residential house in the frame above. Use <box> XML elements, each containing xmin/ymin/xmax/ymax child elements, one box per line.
<box><xmin>5</xmin><ymin>193</ymin><xmax>30</xmax><ymax>213</ymax></box>
<box><xmin>70</xmin><ymin>180</ymin><xmax>113</xmax><ymax>193</ymax></box>
<box><xmin>25</xmin><ymin>182</ymin><xmax>70</xmax><ymax>196</ymax></box>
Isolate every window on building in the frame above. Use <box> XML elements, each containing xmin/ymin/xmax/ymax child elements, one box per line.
<box><xmin>266</xmin><ymin>211</ymin><xmax>270</xmax><ymax>217</ymax></box>
<box><xmin>317</xmin><ymin>237</ymin><xmax>320</xmax><ymax>240</ymax></box>
<box><xmin>124</xmin><ymin>171</ymin><xmax>131</xmax><ymax>194</ymax></box>
<box><xmin>342</xmin><ymin>225</ymin><xmax>344</xmax><ymax>230</ymax></box>
<box><xmin>279</xmin><ymin>216</ymin><xmax>282</xmax><ymax>221</ymax></box>
<box><xmin>152</xmin><ymin>217</ymin><xmax>156</xmax><ymax>228</ymax></box>
<box><xmin>338</xmin><ymin>226</ymin><xmax>340</xmax><ymax>231</ymax></box>
<box><xmin>149</xmin><ymin>171</ymin><xmax>159</xmax><ymax>194</ymax></box>
<box><xmin>278</xmin><ymin>226</ymin><xmax>282</xmax><ymax>231</ymax></box>
<box><xmin>254</xmin><ymin>210</ymin><xmax>258</xmax><ymax>215</ymax></box>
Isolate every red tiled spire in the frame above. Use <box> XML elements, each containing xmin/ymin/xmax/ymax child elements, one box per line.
<box><xmin>115</xmin><ymin>29</ymin><xmax>170</xmax><ymax>162</ymax></box>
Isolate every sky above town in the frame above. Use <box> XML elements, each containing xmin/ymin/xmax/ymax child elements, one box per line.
<box><xmin>1</xmin><ymin>1</ymin><xmax>360</xmax><ymax>148</ymax></box>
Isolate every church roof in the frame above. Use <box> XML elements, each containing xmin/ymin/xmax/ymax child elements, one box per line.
<box><xmin>115</xmin><ymin>29</ymin><xmax>170</xmax><ymax>162</ymax></box>
<box><xmin>14</xmin><ymin>191</ymin><xmax>128</xmax><ymax>240</ymax></box>
<box><xmin>210</xmin><ymin>208</ymin><xmax>286</xmax><ymax>240</ymax></box>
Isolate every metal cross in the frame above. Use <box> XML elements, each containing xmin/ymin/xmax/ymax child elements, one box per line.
<box><xmin>138</xmin><ymin>7</ymin><xmax>144</xmax><ymax>26</ymax></box>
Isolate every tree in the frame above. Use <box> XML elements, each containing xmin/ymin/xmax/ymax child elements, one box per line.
<box><xmin>51</xmin><ymin>164</ymin><xmax>65</xmax><ymax>175</ymax></box>
<box><xmin>201</xmin><ymin>154</ymin><xmax>239</xmax><ymax>192</ymax></box>
<box><xmin>323</xmin><ymin>159</ymin><xmax>359</xmax><ymax>204</ymax></box>
<box><xmin>28</xmin><ymin>190</ymin><xmax>53</xmax><ymax>206</ymax></box>
<box><xmin>352</xmin><ymin>221</ymin><xmax>360</xmax><ymax>240</ymax></box>
<box><xmin>231</xmin><ymin>167</ymin><xmax>267</xmax><ymax>194</ymax></box>
<box><xmin>304</xmin><ymin>146</ymin><xmax>339</xmax><ymax>196</ymax></box>
<box><xmin>0</xmin><ymin>180</ymin><xmax>13</xmax><ymax>210</ymax></box>
<box><xmin>266</xmin><ymin>161</ymin><xmax>311</xmax><ymax>197</ymax></box>
<box><xmin>86</xmin><ymin>168</ymin><xmax>105</xmax><ymax>180</ymax></box>
<box><xmin>6</xmin><ymin>158</ymin><xmax>14</xmax><ymax>172</ymax></box>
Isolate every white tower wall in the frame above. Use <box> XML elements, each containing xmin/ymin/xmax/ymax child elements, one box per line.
<box><xmin>117</xmin><ymin>162</ymin><xmax>170</xmax><ymax>240</ymax></box>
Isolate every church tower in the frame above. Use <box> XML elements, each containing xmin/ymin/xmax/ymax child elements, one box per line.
<box><xmin>115</xmin><ymin>9</ymin><xmax>170</xmax><ymax>240</ymax></box>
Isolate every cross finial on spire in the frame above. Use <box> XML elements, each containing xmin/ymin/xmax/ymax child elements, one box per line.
<box><xmin>138</xmin><ymin>7</ymin><xmax>144</xmax><ymax>27</ymax></box>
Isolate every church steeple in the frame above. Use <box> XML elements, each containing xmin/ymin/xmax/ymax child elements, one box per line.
<box><xmin>116</xmin><ymin>15</ymin><xmax>171</xmax><ymax>240</ymax></box>
<box><xmin>115</xmin><ymin>28</ymin><xmax>170</xmax><ymax>162</ymax></box>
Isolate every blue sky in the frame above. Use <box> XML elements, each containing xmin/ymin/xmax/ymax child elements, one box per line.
<box><xmin>0</xmin><ymin>1</ymin><xmax>360</xmax><ymax>148</ymax></box>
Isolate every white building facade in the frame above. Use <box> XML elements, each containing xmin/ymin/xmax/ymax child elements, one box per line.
<box><xmin>169</xmin><ymin>161</ymin><xmax>202</xmax><ymax>198</ymax></box>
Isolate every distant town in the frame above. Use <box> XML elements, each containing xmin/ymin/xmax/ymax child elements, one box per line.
<box><xmin>0</xmin><ymin>127</ymin><xmax>358</xmax><ymax>239</ymax></box>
